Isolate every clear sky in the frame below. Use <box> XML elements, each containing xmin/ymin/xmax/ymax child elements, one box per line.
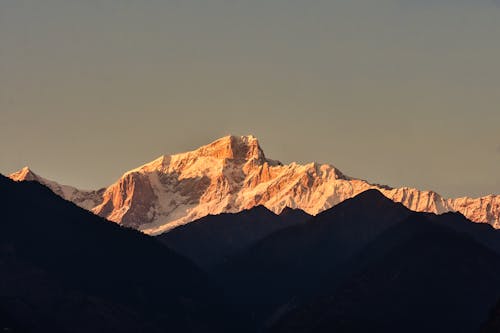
<box><xmin>1</xmin><ymin>0</ymin><xmax>499</xmax><ymax>198</ymax></box>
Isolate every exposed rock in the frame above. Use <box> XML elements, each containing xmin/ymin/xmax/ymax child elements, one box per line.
<box><xmin>9</xmin><ymin>135</ymin><xmax>500</xmax><ymax>234</ymax></box>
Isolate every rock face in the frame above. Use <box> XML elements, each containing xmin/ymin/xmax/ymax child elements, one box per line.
<box><xmin>8</xmin><ymin>135</ymin><xmax>500</xmax><ymax>234</ymax></box>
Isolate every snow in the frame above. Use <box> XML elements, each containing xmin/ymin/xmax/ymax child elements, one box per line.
<box><xmin>8</xmin><ymin>135</ymin><xmax>500</xmax><ymax>234</ymax></box>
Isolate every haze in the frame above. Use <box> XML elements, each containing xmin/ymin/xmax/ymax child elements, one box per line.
<box><xmin>1</xmin><ymin>0</ymin><xmax>499</xmax><ymax>198</ymax></box>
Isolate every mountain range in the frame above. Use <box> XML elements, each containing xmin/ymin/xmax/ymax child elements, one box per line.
<box><xmin>0</xmin><ymin>174</ymin><xmax>238</xmax><ymax>333</ymax></box>
<box><xmin>214</xmin><ymin>190</ymin><xmax>500</xmax><ymax>332</ymax></box>
<box><xmin>9</xmin><ymin>135</ymin><xmax>500</xmax><ymax>235</ymax></box>
<box><xmin>3</xmin><ymin>171</ymin><xmax>500</xmax><ymax>332</ymax></box>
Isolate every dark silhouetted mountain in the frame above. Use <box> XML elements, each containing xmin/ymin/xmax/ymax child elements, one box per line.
<box><xmin>216</xmin><ymin>190</ymin><xmax>412</xmax><ymax>326</ymax></box>
<box><xmin>156</xmin><ymin>206</ymin><xmax>310</xmax><ymax>269</ymax></box>
<box><xmin>426</xmin><ymin>211</ymin><xmax>500</xmax><ymax>254</ymax></box>
<box><xmin>270</xmin><ymin>215</ymin><xmax>500</xmax><ymax>333</ymax></box>
<box><xmin>278</xmin><ymin>207</ymin><xmax>312</xmax><ymax>225</ymax></box>
<box><xmin>0</xmin><ymin>175</ymin><xmax>237</xmax><ymax>333</ymax></box>
<box><xmin>5</xmin><ymin>175</ymin><xmax>500</xmax><ymax>333</ymax></box>
<box><xmin>217</xmin><ymin>190</ymin><xmax>500</xmax><ymax>331</ymax></box>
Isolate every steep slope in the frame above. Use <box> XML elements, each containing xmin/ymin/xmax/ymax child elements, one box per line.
<box><xmin>89</xmin><ymin>135</ymin><xmax>354</xmax><ymax>233</ymax></box>
<box><xmin>448</xmin><ymin>195</ymin><xmax>500</xmax><ymax>228</ymax></box>
<box><xmin>270</xmin><ymin>215</ymin><xmax>500</xmax><ymax>333</ymax></box>
<box><xmin>9</xmin><ymin>135</ymin><xmax>500</xmax><ymax>233</ymax></box>
<box><xmin>217</xmin><ymin>190</ymin><xmax>500</xmax><ymax>330</ymax></box>
<box><xmin>0</xmin><ymin>175</ymin><xmax>236</xmax><ymax>333</ymax></box>
<box><xmin>156</xmin><ymin>206</ymin><xmax>311</xmax><ymax>269</ymax></box>
<box><xmin>216</xmin><ymin>190</ymin><xmax>412</xmax><ymax>323</ymax></box>
<box><xmin>9</xmin><ymin>166</ymin><xmax>104</xmax><ymax>210</ymax></box>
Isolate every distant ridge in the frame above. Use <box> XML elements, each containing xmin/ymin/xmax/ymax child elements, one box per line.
<box><xmin>9</xmin><ymin>135</ymin><xmax>500</xmax><ymax>234</ymax></box>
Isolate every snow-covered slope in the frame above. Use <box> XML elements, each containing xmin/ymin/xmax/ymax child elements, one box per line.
<box><xmin>8</xmin><ymin>135</ymin><xmax>500</xmax><ymax>234</ymax></box>
<box><xmin>9</xmin><ymin>167</ymin><xmax>104</xmax><ymax>210</ymax></box>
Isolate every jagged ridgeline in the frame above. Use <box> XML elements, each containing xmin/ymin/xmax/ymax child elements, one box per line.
<box><xmin>10</xmin><ymin>135</ymin><xmax>500</xmax><ymax>235</ymax></box>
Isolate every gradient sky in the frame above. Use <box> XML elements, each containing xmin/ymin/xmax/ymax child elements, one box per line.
<box><xmin>1</xmin><ymin>0</ymin><xmax>499</xmax><ymax>198</ymax></box>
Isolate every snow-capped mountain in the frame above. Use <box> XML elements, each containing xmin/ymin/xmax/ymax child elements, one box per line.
<box><xmin>8</xmin><ymin>135</ymin><xmax>500</xmax><ymax>234</ymax></box>
<box><xmin>9</xmin><ymin>166</ymin><xmax>104</xmax><ymax>210</ymax></box>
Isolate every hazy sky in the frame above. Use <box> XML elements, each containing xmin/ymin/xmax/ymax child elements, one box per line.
<box><xmin>1</xmin><ymin>0</ymin><xmax>499</xmax><ymax>198</ymax></box>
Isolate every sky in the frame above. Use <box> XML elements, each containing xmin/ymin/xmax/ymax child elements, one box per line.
<box><xmin>1</xmin><ymin>0</ymin><xmax>499</xmax><ymax>198</ymax></box>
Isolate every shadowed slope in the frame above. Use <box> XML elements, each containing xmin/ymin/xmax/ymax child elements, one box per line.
<box><xmin>481</xmin><ymin>299</ymin><xmax>500</xmax><ymax>333</ymax></box>
<box><xmin>270</xmin><ymin>214</ymin><xmax>500</xmax><ymax>333</ymax></box>
<box><xmin>157</xmin><ymin>206</ymin><xmax>311</xmax><ymax>269</ymax></box>
<box><xmin>217</xmin><ymin>190</ymin><xmax>412</xmax><ymax>326</ymax></box>
<box><xmin>0</xmin><ymin>175</ymin><xmax>235</xmax><ymax>333</ymax></box>
<box><xmin>218</xmin><ymin>190</ymin><xmax>500</xmax><ymax>331</ymax></box>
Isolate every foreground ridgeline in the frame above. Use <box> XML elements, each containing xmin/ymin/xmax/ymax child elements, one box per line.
<box><xmin>9</xmin><ymin>135</ymin><xmax>500</xmax><ymax>234</ymax></box>
<box><xmin>0</xmin><ymin>175</ymin><xmax>238</xmax><ymax>333</ymax></box>
<box><xmin>2</xmin><ymin>176</ymin><xmax>500</xmax><ymax>332</ymax></box>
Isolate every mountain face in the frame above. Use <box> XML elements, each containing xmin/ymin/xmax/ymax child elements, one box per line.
<box><xmin>215</xmin><ymin>190</ymin><xmax>413</xmax><ymax>326</ymax></box>
<box><xmin>0</xmin><ymin>174</ymin><xmax>237</xmax><ymax>333</ymax></box>
<box><xmin>9</xmin><ymin>166</ymin><xmax>104</xmax><ymax>210</ymax></box>
<box><xmin>156</xmin><ymin>206</ymin><xmax>311</xmax><ymax>269</ymax></box>
<box><xmin>3</xmin><ymin>173</ymin><xmax>500</xmax><ymax>332</ymax></box>
<box><xmin>215</xmin><ymin>191</ymin><xmax>500</xmax><ymax>332</ymax></box>
<box><xmin>268</xmin><ymin>215</ymin><xmax>500</xmax><ymax>333</ymax></box>
<box><xmin>9</xmin><ymin>135</ymin><xmax>500</xmax><ymax>234</ymax></box>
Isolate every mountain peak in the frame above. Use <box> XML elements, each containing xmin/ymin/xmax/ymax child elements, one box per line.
<box><xmin>10</xmin><ymin>136</ymin><xmax>500</xmax><ymax>234</ymax></box>
<box><xmin>195</xmin><ymin>135</ymin><xmax>267</xmax><ymax>162</ymax></box>
<box><xmin>354</xmin><ymin>189</ymin><xmax>393</xmax><ymax>201</ymax></box>
<box><xmin>346</xmin><ymin>189</ymin><xmax>405</xmax><ymax>208</ymax></box>
<box><xmin>316</xmin><ymin>189</ymin><xmax>407</xmax><ymax>220</ymax></box>
<box><xmin>9</xmin><ymin>166</ymin><xmax>39</xmax><ymax>182</ymax></box>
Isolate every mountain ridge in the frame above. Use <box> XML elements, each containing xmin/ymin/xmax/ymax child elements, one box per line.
<box><xmin>0</xmin><ymin>174</ymin><xmax>237</xmax><ymax>332</ymax></box>
<box><xmin>214</xmin><ymin>192</ymin><xmax>500</xmax><ymax>331</ymax></box>
<box><xmin>8</xmin><ymin>134</ymin><xmax>500</xmax><ymax>234</ymax></box>
<box><xmin>156</xmin><ymin>205</ymin><xmax>310</xmax><ymax>269</ymax></box>
<box><xmin>268</xmin><ymin>214</ymin><xmax>500</xmax><ymax>333</ymax></box>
